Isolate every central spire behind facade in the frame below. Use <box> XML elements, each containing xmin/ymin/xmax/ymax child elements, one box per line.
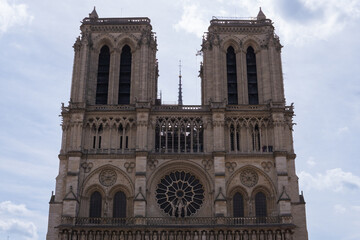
<box><xmin>178</xmin><ymin>60</ymin><xmax>183</xmax><ymax>106</ymax></box>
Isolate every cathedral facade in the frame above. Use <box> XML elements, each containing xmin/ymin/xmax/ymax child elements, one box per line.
<box><xmin>47</xmin><ymin>8</ymin><xmax>308</xmax><ymax>240</ymax></box>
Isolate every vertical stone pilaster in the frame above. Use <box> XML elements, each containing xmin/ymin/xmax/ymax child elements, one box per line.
<box><xmin>214</xmin><ymin>153</ymin><xmax>227</xmax><ymax>216</ymax></box>
<box><xmin>212</xmin><ymin>110</ymin><xmax>225</xmax><ymax>152</ymax></box>
<box><xmin>76</xmin><ymin>33</ymin><xmax>91</xmax><ymax>103</ymax></box>
<box><xmin>134</xmin><ymin>152</ymin><xmax>147</xmax><ymax>217</ymax></box>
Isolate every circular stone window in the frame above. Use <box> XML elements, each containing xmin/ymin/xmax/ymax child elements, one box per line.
<box><xmin>156</xmin><ymin>171</ymin><xmax>204</xmax><ymax>217</ymax></box>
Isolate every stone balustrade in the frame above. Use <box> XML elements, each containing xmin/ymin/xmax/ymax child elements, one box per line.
<box><xmin>60</xmin><ymin>216</ymin><xmax>293</xmax><ymax>227</ymax></box>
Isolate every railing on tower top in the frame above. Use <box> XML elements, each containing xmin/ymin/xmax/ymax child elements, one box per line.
<box><xmin>83</xmin><ymin>17</ymin><xmax>151</xmax><ymax>25</ymax></box>
<box><xmin>60</xmin><ymin>216</ymin><xmax>293</xmax><ymax>227</ymax></box>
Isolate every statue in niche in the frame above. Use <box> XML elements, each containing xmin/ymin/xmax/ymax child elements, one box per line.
<box><xmin>243</xmin><ymin>232</ymin><xmax>249</xmax><ymax>240</ymax></box>
<box><xmin>218</xmin><ymin>232</ymin><xmax>224</xmax><ymax>240</ymax></box>
<box><xmin>119</xmin><ymin>232</ymin><xmax>125</xmax><ymax>240</ymax></box>
<box><xmin>128</xmin><ymin>233</ymin><xmax>133</xmax><ymax>240</ymax></box>
<box><xmin>201</xmin><ymin>232</ymin><xmax>207</xmax><ymax>240</ymax></box>
<box><xmin>161</xmin><ymin>232</ymin><xmax>167</xmax><ymax>240</ymax></box>
<box><xmin>209</xmin><ymin>232</ymin><xmax>214</xmax><ymax>240</ymax></box>
<box><xmin>153</xmin><ymin>232</ymin><xmax>158</xmax><ymax>240</ymax></box>
<box><xmin>251</xmin><ymin>232</ymin><xmax>257</xmax><ymax>240</ymax></box>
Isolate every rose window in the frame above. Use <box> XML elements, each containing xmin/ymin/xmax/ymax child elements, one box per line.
<box><xmin>156</xmin><ymin>171</ymin><xmax>204</xmax><ymax>217</ymax></box>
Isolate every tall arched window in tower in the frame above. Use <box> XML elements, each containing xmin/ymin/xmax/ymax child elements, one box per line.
<box><xmin>89</xmin><ymin>191</ymin><xmax>102</xmax><ymax>218</ymax></box>
<box><xmin>255</xmin><ymin>192</ymin><xmax>267</xmax><ymax>217</ymax></box>
<box><xmin>233</xmin><ymin>192</ymin><xmax>244</xmax><ymax>217</ymax></box>
<box><xmin>113</xmin><ymin>191</ymin><xmax>127</xmax><ymax>218</ymax></box>
<box><xmin>96</xmin><ymin>45</ymin><xmax>111</xmax><ymax>104</ymax></box>
<box><xmin>226</xmin><ymin>46</ymin><xmax>238</xmax><ymax>105</ymax></box>
<box><xmin>246</xmin><ymin>46</ymin><xmax>259</xmax><ymax>104</ymax></box>
<box><xmin>118</xmin><ymin>45</ymin><xmax>132</xmax><ymax>104</ymax></box>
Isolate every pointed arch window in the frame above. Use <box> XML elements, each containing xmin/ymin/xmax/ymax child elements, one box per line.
<box><xmin>96</xmin><ymin>45</ymin><xmax>110</xmax><ymax>105</ymax></box>
<box><xmin>233</xmin><ymin>192</ymin><xmax>244</xmax><ymax>217</ymax></box>
<box><xmin>118</xmin><ymin>45</ymin><xmax>132</xmax><ymax>104</ymax></box>
<box><xmin>246</xmin><ymin>46</ymin><xmax>259</xmax><ymax>104</ymax></box>
<box><xmin>113</xmin><ymin>191</ymin><xmax>127</xmax><ymax>218</ymax></box>
<box><xmin>255</xmin><ymin>192</ymin><xmax>267</xmax><ymax>217</ymax></box>
<box><xmin>89</xmin><ymin>191</ymin><xmax>102</xmax><ymax>217</ymax></box>
<box><xmin>226</xmin><ymin>46</ymin><xmax>238</xmax><ymax>105</ymax></box>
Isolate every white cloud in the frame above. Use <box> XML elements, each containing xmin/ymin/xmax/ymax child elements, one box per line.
<box><xmin>174</xmin><ymin>0</ymin><xmax>360</xmax><ymax>45</ymax></box>
<box><xmin>0</xmin><ymin>0</ymin><xmax>33</xmax><ymax>34</ymax></box>
<box><xmin>0</xmin><ymin>201</ymin><xmax>39</xmax><ymax>240</ymax></box>
<box><xmin>337</xmin><ymin>126</ymin><xmax>349</xmax><ymax>135</ymax></box>
<box><xmin>299</xmin><ymin>168</ymin><xmax>360</xmax><ymax>192</ymax></box>
<box><xmin>351</xmin><ymin>206</ymin><xmax>360</xmax><ymax>212</ymax></box>
<box><xmin>306</xmin><ymin>156</ymin><xmax>316</xmax><ymax>167</ymax></box>
<box><xmin>174</xmin><ymin>1</ymin><xmax>208</xmax><ymax>38</ymax></box>
<box><xmin>334</xmin><ymin>204</ymin><xmax>346</xmax><ymax>214</ymax></box>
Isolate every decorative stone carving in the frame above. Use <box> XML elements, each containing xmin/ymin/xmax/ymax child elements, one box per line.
<box><xmin>202</xmin><ymin>159</ymin><xmax>212</xmax><ymax>170</ymax></box>
<box><xmin>148</xmin><ymin>158</ymin><xmax>158</xmax><ymax>170</ymax></box>
<box><xmin>124</xmin><ymin>162</ymin><xmax>136</xmax><ymax>173</ymax></box>
<box><xmin>225</xmin><ymin>162</ymin><xmax>237</xmax><ymax>172</ymax></box>
<box><xmin>81</xmin><ymin>162</ymin><xmax>93</xmax><ymax>173</ymax></box>
<box><xmin>99</xmin><ymin>169</ymin><xmax>117</xmax><ymax>187</ymax></box>
<box><xmin>261</xmin><ymin>161</ymin><xmax>273</xmax><ymax>172</ymax></box>
<box><xmin>240</xmin><ymin>169</ymin><xmax>258</xmax><ymax>187</ymax></box>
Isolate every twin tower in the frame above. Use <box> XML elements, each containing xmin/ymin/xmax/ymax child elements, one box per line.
<box><xmin>47</xmin><ymin>8</ymin><xmax>308</xmax><ymax>240</ymax></box>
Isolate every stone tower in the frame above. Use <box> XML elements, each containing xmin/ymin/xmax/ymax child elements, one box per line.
<box><xmin>47</xmin><ymin>8</ymin><xmax>308</xmax><ymax>240</ymax></box>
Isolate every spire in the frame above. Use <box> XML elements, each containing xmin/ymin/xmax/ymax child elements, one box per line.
<box><xmin>257</xmin><ymin>7</ymin><xmax>266</xmax><ymax>20</ymax></box>
<box><xmin>89</xmin><ymin>6</ymin><xmax>98</xmax><ymax>19</ymax></box>
<box><xmin>178</xmin><ymin>60</ymin><xmax>183</xmax><ymax>106</ymax></box>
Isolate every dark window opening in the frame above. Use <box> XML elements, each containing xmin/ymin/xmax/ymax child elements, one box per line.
<box><xmin>252</xmin><ymin>125</ymin><xmax>260</xmax><ymax>151</ymax></box>
<box><xmin>246</xmin><ymin>47</ymin><xmax>259</xmax><ymax>104</ymax></box>
<box><xmin>233</xmin><ymin>192</ymin><xmax>244</xmax><ymax>217</ymax></box>
<box><xmin>255</xmin><ymin>192</ymin><xmax>267</xmax><ymax>222</ymax></box>
<box><xmin>96</xmin><ymin>46</ymin><xmax>110</xmax><ymax>105</ymax></box>
<box><xmin>118</xmin><ymin>45</ymin><xmax>132</xmax><ymax>104</ymax></box>
<box><xmin>89</xmin><ymin>191</ymin><xmax>102</xmax><ymax>218</ymax></box>
<box><xmin>227</xmin><ymin>46</ymin><xmax>238</xmax><ymax>105</ymax></box>
<box><xmin>98</xmin><ymin>136</ymin><xmax>102</xmax><ymax>149</ymax></box>
<box><xmin>113</xmin><ymin>191</ymin><xmax>126</xmax><ymax>218</ymax></box>
<box><xmin>93</xmin><ymin>136</ymin><xmax>96</xmax><ymax>149</ymax></box>
<box><xmin>125</xmin><ymin>136</ymin><xmax>128</xmax><ymax>149</ymax></box>
<box><xmin>230</xmin><ymin>124</ymin><xmax>240</xmax><ymax>152</ymax></box>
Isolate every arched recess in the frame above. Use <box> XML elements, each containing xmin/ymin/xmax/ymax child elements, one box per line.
<box><xmin>146</xmin><ymin>160</ymin><xmax>214</xmax><ymax>217</ymax></box>
<box><xmin>118</xmin><ymin>45</ymin><xmax>132</xmax><ymax>104</ymax></box>
<box><xmin>83</xmin><ymin>184</ymin><xmax>106</xmax><ymax>218</ymax></box>
<box><xmin>242</xmin><ymin>37</ymin><xmax>261</xmax><ymax>52</ymax></box>
<box><xmin>226</xmin><ymin>46</ymin><xmax>238</xmax><ymax>105</ymax></box>
<box><xmin>228</xmin><ymin>186</ymin><xmax>248</xmax><ymax>217</ymax></box>
<box><xmin>226</xmin><ymin>165</ymin><xmax>277</xmax><ymax>217</ymax></box>
<box><xmin>246</xmin><ymin>46</ymin><xmax>259</xmax><ymax>104</ymax></box>
<box><xmin>109</xmin><ymin>184</ymin><xmax>134</xmax><ymax>218</ymax></box>
<box><xmin>251</xmin><ymin>185</ymin><xmax>274</xmax><ymax>218</ymax></box>
<box><xmin>89</xmin><ymin>191</ymin><xmax>102</xmax><ymax>217</ymax></box>
<box><xmin>79</xmin><ymin>164</ymin><xmax>134</xmax><ymax>217</ymax></box>
<box><xmin>96</xmin><ymin>45</ymin><xmax>111</xmax><ymax>104</ymax></box>
<box><xmin>221</xmin><ymin>37</ymin><xmax>241</xmax><ymax>53</ymax></box>
<box><xmin>117</xmin><ymin>36</ymin><xmax>138</xmax><ymax>52</ymax></box>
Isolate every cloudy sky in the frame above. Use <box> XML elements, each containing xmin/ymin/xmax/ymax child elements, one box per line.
<box><xmin>0</xmin><ymin>0</ymin><xmax>359</xmax><ymax>239</ymax></box>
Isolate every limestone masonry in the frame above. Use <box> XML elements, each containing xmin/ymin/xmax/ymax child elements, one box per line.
<box><xmin>47</xmin><ymin>8</ymin><xmax>308</xmax><ymax>240</ymax></box>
